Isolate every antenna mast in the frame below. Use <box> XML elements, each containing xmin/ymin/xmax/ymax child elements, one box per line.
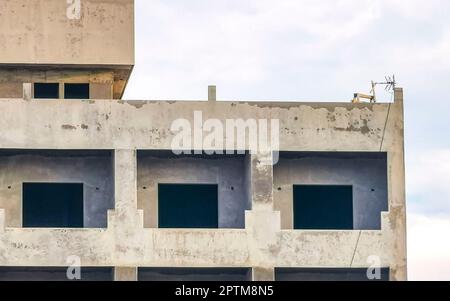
<box><xmin>352</xmin><ymin>75</ymin><xmax>396</xmax><ymax>103</ymax></box>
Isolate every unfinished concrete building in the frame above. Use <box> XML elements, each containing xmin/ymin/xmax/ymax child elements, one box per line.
<box><xmin>0</xmin><ymin>0</ymin><xmax>407</xmax><ymax>281</ymax></box>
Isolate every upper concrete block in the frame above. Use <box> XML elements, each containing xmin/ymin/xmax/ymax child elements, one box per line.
<box><xmin>0</xmin><ymin>0</ymin><xmax>134</xmax><ymax>67</ymax></box>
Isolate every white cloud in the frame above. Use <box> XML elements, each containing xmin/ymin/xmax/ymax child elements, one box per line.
<box><xmin>408</xmin><ymin>213</ymin><xmax>450</xmax><ymax>280</ymax></box>
<box><xmin>126</xmin><ymin>0</ymin><xmax>384</xmax><ymax>100</ymax></box>
<box><xmin>406</xmin><ymin>149</ymin><xmax>450</xmax><ymax>215</ymax></box>
<box><xmin>126</xmin><ymin>0</ymin><xmax>450</xmax><ymax>101</ymax></box>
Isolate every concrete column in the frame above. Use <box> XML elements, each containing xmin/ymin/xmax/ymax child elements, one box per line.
<box><xmin>58</xmin><ymin>82</ymin><xmax>64</xmax><ymax>99</ymax></box>
<box><xmin>382</xmin><ymin>88</ymin><xmax>407</xmax><ymax>281</ymax></box>
<box><xmin>246</xmin><ymin>152</ymin><xmax>279</xmax><ymax>281</ymax></box>
<box><xmin>248</xmin><ymin>152</ymin><xmax>274</xmax><ymax>211</ymax></box>
<box><xmin>208</xmin><ymin>85</ymin><xmax>216</xmax><ymax>102</ymax></box>
<box><xmin>252</xmin><ymin>267</ymin><xmax>275</xmax><ymax>281</ymax></box>
<box><xmin>114</xmin><ymin>267</ymin><xmax>138</xmax><ymax>281</ymax></box>
<box><xmin>109</xmin><ymin>150</ymin><xmax>144</xmax><ymax>264</ymax></box>
<box><xmin>23</xmin><ymin>83</ymin><xmax>32</xmax><ymax>100</ymax></box>
<box><xmin>114</xmin><ymin>149</ymin><xmax>138</xmax><ymax>215</ymax></box>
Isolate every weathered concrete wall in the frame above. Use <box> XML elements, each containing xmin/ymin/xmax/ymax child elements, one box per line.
<box><xmin>0</xmin><ymin>0</ymin><xmax>134</xmax><ymax>66</ymax></box>
<box><xmin>0</xmin><ymin>82</ymin><xmax>22</xmax><ymax>98</ymax></box>
<box><xmin>137</xmin><ymin>153</ymin><xmax>249</xmax><ymax>229</ymax></box>
<box><xmin>0</xmin><ymin>100</ymin><xmax>391</xmax><ymax>150</ymax></box>
<box><xmin>0</xmin><ymin>89</ymin><xmax>407</xmax><ymax>281</ymax></box>
<box><xmin>0</xmin><ymin>151</ymin><xmax>114</xmax><ymax>228</ymax></box>
<box><xmin>274</xmin><ymin>152</ymin><xmax>388</xmax><ymax>230</ymax></box>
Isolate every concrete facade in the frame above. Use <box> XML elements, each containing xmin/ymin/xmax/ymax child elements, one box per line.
<box><xmin>0</xmin><ymin>0</ymin><xmax>407</xmax><ymax>281</ymax></box>
<box><xmin>0</xmin><ymin>0</ymin><xmax>134</xmax><ymax>99</ymax></box>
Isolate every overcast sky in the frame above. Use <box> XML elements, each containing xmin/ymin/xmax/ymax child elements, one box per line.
<box><xmin>125</xmin><ymin>0</ymin><xmax>450</xmax><ymax>280</ymax></box>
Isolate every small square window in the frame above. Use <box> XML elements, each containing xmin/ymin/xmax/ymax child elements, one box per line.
<box><xmin>293</xmin><ymin>185</ymin><xmax>353</xmax><ymax>230</ymax></box>
<box><xmin>64</xmin><ymin>83</ymin><xmax>90</xmax><ymax>99</ymax></box>
<box><xmin>158</xmin><ymin>184</ymin><xmax>218</xmax><ymax>228</ymax></box>
<box><xmin>34</xmin><ymin>83</ymin><xmax>59</xmax><ymax>99</ymax></box>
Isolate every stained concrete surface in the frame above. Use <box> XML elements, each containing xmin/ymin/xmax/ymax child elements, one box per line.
<box><xmin>0</xmin><ymin>90</ymin><xmax>407</xmax><ymax>281</ymax></box>
<box><xmin>0</xmin><ymin>0</ymin><xmax>134</xmax><ymax>66</ymax></box>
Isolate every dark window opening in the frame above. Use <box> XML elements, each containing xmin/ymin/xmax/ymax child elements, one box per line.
<box><xmin>158</xmin><ymin>184</ymin><xmax>218</xmax><ymax>228</ymax></box>
<box><xmin>138</xmin><ymin>268</ymin><xmax>251</xmax><ymax>281</ymax></box>
<box><xmin>0</xmin><ymin>267</ymin><xmax>113</xmax><ymax>281</ymax></box>
<box><xmin>64</xmin><ymin>83</ymin><xmax>90</xmax><ymax>99</ymax></box>
<box><xmin>34</xmin><ymin>83</ymin><xmax>59</xmax><ymax>99</ymax></box>
<box><xmin>294</xmin><ymin>185</ymin><xmax>353</xmax><ymax>230</ymax></box>
<box><xmin>23</xmin><ymin>183</ymin><xmax>84</xmax><ymax>228</ymax></box>
<box><xmin>275</xmin><ymin>268</ymin><xmax>390</xmax><ymax>281</ymax></box>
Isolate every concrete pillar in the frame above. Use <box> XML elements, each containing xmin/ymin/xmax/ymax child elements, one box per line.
<box><xmin>114</xmin><ymin>149</ymin><xmax>138</xmax><ymax>215</ymax></box>
<box><xmin>114</xmin><ymin>267</ymin><xmax>138</xmax><ymax>281</ymax></box>
<box><xmin>58</xmin><ymin>82</ymin><xmax>64</xmax><ymax>99</ymax></box>
<box><xmin>208</xmin><ymin>85</ymin><xmax>216</xmax><ymax>102</ymax></box>
<box><xmin>382</xmin><ymin>88</ymin><xmax>407</xmax><ymax>281</ymax></box>
<box><xmin>248</xmin><ymin>152</ymin><xmax>274</xmax><ymax>211</ymax></box>
<box><xmin>246</xmin><ymin>152</ymin><xmax>279</xmax><ymax>281</ymax></box>
<box><xmin>23</xmin><ymin>83</ymin><xmax>32</xmax><ymax>100</ymax></box>
<box><xmin>109</xmin><ymin>149</ymin><xmax>144</xmax><ymax>264</ymax></box>
<box><xmin>252</xmin><ymin>267</ymin><xmax>275</xmax><ymax>281</ymax></box>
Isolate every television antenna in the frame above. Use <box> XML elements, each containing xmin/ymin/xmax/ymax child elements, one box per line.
<box><xmin>352</xmin><ymin>75</ymin><xmax>396</xmax><ymax>103</ymax></box>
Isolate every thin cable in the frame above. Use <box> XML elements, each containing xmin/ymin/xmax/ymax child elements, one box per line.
<box><xmin>379</xmin><ymin>100</ymin><xmax>392</xmax><ymax>152</ymax></box>
<box><xmin>350</xmin><ymin>230</ymin><xmax>362</xmax><ymax>267</ymax></box>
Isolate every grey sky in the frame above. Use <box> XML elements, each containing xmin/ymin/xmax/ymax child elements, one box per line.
<box><xmin>125</xmin><ymin>0</ymin><xmax>450</xmax><ymax>280</ymax></box>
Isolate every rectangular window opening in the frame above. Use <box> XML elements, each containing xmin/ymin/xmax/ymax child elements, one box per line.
<box><xmin>33</xmin><ymin>83</ymin><xmax>59</xmax><ymax>99</ymax></box>
<box><xmin>275</xmin><ymin>268</ymin><xmax>390</xmax><ymax>281</ymax></box>
<box><xmin>293</xmin><ymin>185</ymin><xmax>353</xmax><ymax>230</ymax></box>
<box><xmin>158</xmin><ymin>184</ymin><xmax>218</xmax><ymax>229</ymax></box>
<box><xmin>22</xmin><ymin>183</ymin><xmax>84</xmax><ymax>228</ymax></box>
<box><xmin>0</xmin><ymin>267</ymin><xmax>113</xmax><ymax>281</ymax></box>
<box><xmin>138</xmin><ymin>268</ymin><xmax>251</xmax><ymax>281</ymax></box>
<box><xmin>64</xmin><ymin>83</ymin><xmax>90</xmax><ymax>99</ymax></box>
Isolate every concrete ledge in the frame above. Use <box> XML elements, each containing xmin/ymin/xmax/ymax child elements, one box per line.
<box><xmin>0</xmin><ymin>227</ymin><xmax>391</xmax><ymax>269</ymax></box>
